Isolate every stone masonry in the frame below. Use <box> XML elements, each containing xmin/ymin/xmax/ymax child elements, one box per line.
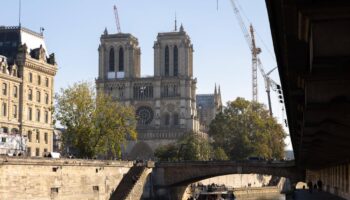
<box><xmin>0</xmin><ymin>156</ymin><xmax>133</xmax><ymax>200</ymax></box>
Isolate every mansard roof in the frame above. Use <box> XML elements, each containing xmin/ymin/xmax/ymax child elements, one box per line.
<box><xmin>0</xmin><ymin>26</ymin><xmax>48</xmax><ymax>64</ymax></box>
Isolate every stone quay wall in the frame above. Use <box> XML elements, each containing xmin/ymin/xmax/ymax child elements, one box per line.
<box><xmin>0</xmin><ymin>156</ymin><xmax>133</xmax><ymax>200</ymax></box>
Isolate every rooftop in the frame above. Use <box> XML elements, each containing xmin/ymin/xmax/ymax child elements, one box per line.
<box><xmin>0</xmin><ymin>26</ymin><xmax>47</xmax><ymax>63</ymax></box>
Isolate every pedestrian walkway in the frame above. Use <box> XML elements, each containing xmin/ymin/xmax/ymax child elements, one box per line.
<box><xmin>292</xmin><ymin>189</ymin><xmax>346</xmax><ymax>200</ymax></box>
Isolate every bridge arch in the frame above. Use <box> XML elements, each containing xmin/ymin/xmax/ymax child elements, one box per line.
<box><xmin>153</xmin><ymin>161</ymin><xmax>304</xmax><ymax>187</ymax></box>
<box><xmin>152</xmin><ymin>161</ymin><xmax>305</xmax><ymax>200</ymax></box>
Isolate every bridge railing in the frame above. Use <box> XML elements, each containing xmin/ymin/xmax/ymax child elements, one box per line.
<box><xmin>155</xmin><ymin>160</ymin><xmax>295</xmax><ymax>167</ymax></box>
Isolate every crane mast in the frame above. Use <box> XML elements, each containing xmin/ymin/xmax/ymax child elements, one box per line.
<box><xmin>229</xmin><ymin>0</ymin><xmax>260</xmax><ymax>102</ymax></box>
<box><xmin>113</xmin><ymin>5</ymin><xmax>121</xmax><ymax>33</ymax></box>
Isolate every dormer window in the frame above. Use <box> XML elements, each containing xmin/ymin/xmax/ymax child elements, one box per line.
<box><xmin>12</xmin><ymin>69</ymin><xmax>17</xmax><ymax>77</ymax></box>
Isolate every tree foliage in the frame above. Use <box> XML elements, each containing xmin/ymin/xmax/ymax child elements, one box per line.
<box><xmin>209</xmin><ymin>97</ymin><xmax>286</xmax><ymax>160</ymax></box>
<box><xmin>55</xmin><ymin>82</ymin><xmax>137</xmax><ymax>158</ymax></box>
<box><xmin>154</xmin><ymin>132</ymin><xmax>213</xmax><ymax>161</ymax></box>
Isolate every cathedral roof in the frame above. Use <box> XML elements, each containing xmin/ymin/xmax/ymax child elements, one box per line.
<box><xmin>196</xmin><ymin>94</ymin><xmax>215</xmax><ymax>108</ymax></box>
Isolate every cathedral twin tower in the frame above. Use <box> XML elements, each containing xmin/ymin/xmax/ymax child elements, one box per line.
<box><xmin>96</xmin><ymin>25</ymin><xmax>212</xmax><ymax>159</ymax></box>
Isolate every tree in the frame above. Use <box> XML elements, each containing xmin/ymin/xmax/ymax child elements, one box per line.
<box><xmin>55</xmin><ymin>82</ymin><xmax>136</xmax><ymax>158</ymax></box>
<box><xmin>209</xmin><ymin>97</ymin><xmax>286</xmax><ymax>160</ymax></box>
<box><xmin>154</xmin><ymin>144</ymin><xmax>178</xmax><ymax>161</ymax></box>
<box><xmin>212</xmin><ymin>147</ymin><xmax>229</xmax><ymax>161</ymax></box>
<box><xmin>154</xmin><ymin>132</ymin><xmax>212</xmax><ymax>161</ymax></box>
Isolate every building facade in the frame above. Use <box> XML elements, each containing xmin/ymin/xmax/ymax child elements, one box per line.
<box><xmin>0</xmin><ymin>26</ymin><xmax>57</xmax><ymax>156</ymax></box>
<box><xmin>96</xmin><ymin>25</ymin><xmax>207</xmax><ymax>159</ymax></box>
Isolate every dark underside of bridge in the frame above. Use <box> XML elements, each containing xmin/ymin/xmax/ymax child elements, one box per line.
<box><xmin>266</xmin><ymin>0</ymin><xmax>350</xmax><ymax>169</ymax></box>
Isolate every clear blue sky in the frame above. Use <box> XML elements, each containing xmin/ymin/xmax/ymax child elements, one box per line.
<box><xmin>1</xmin><ymin>0</ymin><xmax>291</xmax><ymax>150</ymax></box>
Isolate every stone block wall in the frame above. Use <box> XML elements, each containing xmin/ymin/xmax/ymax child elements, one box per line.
<box><xmin>0</xmin><ymin>156</ymin><xmax>133</xmax><ymax>200</ymax></box>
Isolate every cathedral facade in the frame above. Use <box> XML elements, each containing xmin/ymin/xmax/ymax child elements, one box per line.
<box><xmin>96</xmin><ymin>25</ymin><xmax>220</xmax><ymax>159</ymax></box>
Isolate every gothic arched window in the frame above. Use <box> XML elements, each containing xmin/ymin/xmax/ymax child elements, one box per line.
<box><xmin>109</xmin><ymin>48</ymin><xmax>115</xmax><ymax>72</ymax></box>
<box><xmin>165</xmin><ymin>46</ymin><xmax>169</xmax><ymax>76</ymax></box>
<box><xmin>118</xmin><ymin>47</ymin><xmax>124</xmax><ymax>71</ymax></box>
<box><xmin>173</xmin><ymin>113</ymin><xmax>179</xmax><ymax>126</ymax></box>
<box><xmin>173</xmin><ymin>45</ymin><xmax>178</xmax><ymax>76</ymax></box>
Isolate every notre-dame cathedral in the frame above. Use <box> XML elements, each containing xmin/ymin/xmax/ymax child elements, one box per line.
<box><xmin>96</xmin><ymin>24</ymin><xmax>221</xmax><ymax>159</ymax></box>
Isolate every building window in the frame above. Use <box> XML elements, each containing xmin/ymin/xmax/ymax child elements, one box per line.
<box><xmin>36</xmin><ymin>131</ymin><xmax>40</xmax><ymax>143</ymax></box>
<box><xmin>35</xmin><ymin>148</ymin><xmax>40</xmax><ymax>156</ymax></box>
<box><xmin>13</xmin><ymin>105</ymin><xmax>17</xmax><ymax>118</ymax></box>
<box><xmin>45</xmin><ymin>77</ymin><xmax>49</xmax><ymax>87</ymax></box>
<box><xmin>36</xmin><ymin>109</ymin><xmax>40</xmax><ymax>122</ymax></box>
<box><xmin>118</xmin><ymin>47</ymin><xmax>124</xmax><ymax>71</ymax></box>
<box><xmin>29</xmin><ymin>72</ymin><xmax>33</xmax><ymax>83</ymax></box>
<box><xmin>45</xmin><ymin>111</ymin><xmax>49</xmax><ymax>123</ymax></box>
<box><xmin>1</xmin><ymin>137</ymin><xmax>5</xmax><ymax>143</ymax></box>
<box><xmin>44</xmin><ymin>132</ymin><xmax>48</xmax><ymax>144</ymax></box>
<box><xmin>28</xmin><ymin>89</ymin><xmax>32</xmax><ymax>100</ymax></box>
<box><xmin>13</xmin><ymin>86</ymin><xmax>18</xmax><ymax>98</ymax></box>
<box><xmin>28</xmin><ymin>107</ymin><xmax>32</xmax><ymax>121</ymax></box>
<box><xmin>165</xmin><ymin>46</ymin><xmax>169</xmax><ymax>76</ymax></box>
<box><xmin>36</xmin><ymin>91</ymin><xmax>41</xmax><ymax>102</ymax></box>
<box><xmin>28</xmin><ymin>131</ymin><xmax>32</xmax><ymax>142</ymax></box>
<box><xmin>51</xmin><ymin>187</ymin><xmax>59</xmax><ymax>195</ymax></box>
<box><xmin>174</xmin><ymin>45</ymin><xmax>178</xmax><ymax>76</ymax></box>
<box><xmin>1</xmin><ymin>127</ymin><xmax>8</xmax><ymax>134</ymax></box>
<box><xmin>173</xmin><ymin>113</ymin><xmax>179</xmax><ymax>126</ymax></box>
<box><xmin>44</xmin><ymin>148</ymin><xmax>48</xmax><ymax>153</ymax></box>
<box><xmin>109</xmin><ymin>47</ymin><xmax>115</xmax><ymax>72</ymax></box>
<box><xmin>2</xmin><ymin>83</ymin><xmax>7</xmax><ymax>95</ymax></box>
<box><xmin>37</xmin><ymin>75</ymin><xmax>41</xmax><ymax>85</ymax></box>
<box><xmin>45</xmin><ymin>93</ymin><xmax>49</xmax><ymax>104</ymax></box>
<box><xmin>164</xmin><ymin>113</ymin><xmax>170</xmax><ymax>126</ymax></box>
<box><xmin>12</xmin><ymin>69</ymin><xmax>17</xmax><ymax>77</ymax></box>
<box><xmin>2</xmin><ymin>103</ymin><xmax>6</xmax><ymax>116</ymax></box>
<box><xmin>27</xmin><ymin>147</ymin><xmax>31</xmax><ymax>156</ymax></box>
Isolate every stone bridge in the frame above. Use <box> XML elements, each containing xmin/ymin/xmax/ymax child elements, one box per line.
<box><xmin>151</xmin><ymin>160</ymin><xmax>305</xmax><ymax>199</ymax></box>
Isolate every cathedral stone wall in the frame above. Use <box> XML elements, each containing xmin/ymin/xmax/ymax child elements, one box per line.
<box><xmin>96</xmin><ymin>26</ymin><xmax>220</xmax><ymax>159</ymax></box>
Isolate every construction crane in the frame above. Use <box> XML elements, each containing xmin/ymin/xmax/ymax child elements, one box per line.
<box><xmin>229</xmin><ymin>0</ymin><xmax>260</xmax><ymax>102</ymax></box>
<box><xmin>229</xmin><ymin>0</ymin><xmax>285</xmax><ymax>117</ymax></box>
<box><xmin>113</xmin><ymin>5</ymin><xmax>121</xmax><ymax>33</ymax></box>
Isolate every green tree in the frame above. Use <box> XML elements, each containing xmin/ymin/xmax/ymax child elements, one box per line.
<box><xmin>154</xmin><ymin>132</ymin><xmax>212</xmax><ymax>161</ymax></box>
<box><xmin>154</xmin><ymin>144</ymin><xmax>178</xmax><ymax>161</ymax></box>
<box><xmin>212</xmin><ymin>147</ymin><xmax>229</xmax><ymax>161</ymax></box>
<box><xmin>209</xmin><ymin>97</ymin><xmax>286</xmax><ymax>160</ymax></box>
<box><xmin>178</xmin><ymin>133</ymin><xmax>212</xmax><ymax>161</ymax></box>
<box><xmin>55</xmin><ymin>82</ymin><xmax>136</xmax><ymax>158</ymax></box>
